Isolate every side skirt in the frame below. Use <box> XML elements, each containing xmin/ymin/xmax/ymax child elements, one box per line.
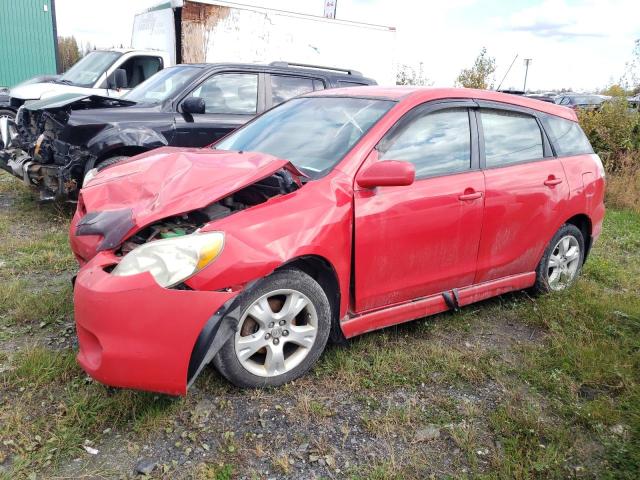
<box><xmin>340</xmin><ymin>272</ymin><xmax>536</xmax><ymax>339</ymax></box>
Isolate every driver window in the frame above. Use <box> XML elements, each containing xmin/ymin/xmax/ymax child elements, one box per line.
<box><xmin>118</xmin><ymin>56</ymin><xmax>163</xmax><ymax>88</ymax></box>
<box><xmin>189</xmin><ymin>73</ymin><xmax>258</xmax><ymax>114</ymax></box>
<box><xmin>379</xmin><ymin>108</ymin><xmax>471</xmax><ymax>178</ymax></box>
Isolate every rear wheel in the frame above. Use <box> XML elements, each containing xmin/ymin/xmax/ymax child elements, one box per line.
<box><xmin>214</xmin><ymin>269</ymin><xmax>331</xmax><ymax>388</ymax></box>
<box><xmin>534</xmin><ymin>224</ymin><xmax>585</xmax><ymax>293</ymax></box>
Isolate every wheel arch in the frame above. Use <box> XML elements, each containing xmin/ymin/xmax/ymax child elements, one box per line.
<box><xmin>564</xmin><ymin>213</ymin><xmax>593</xmax><ymax>261</ymax></box>
<box><xmin>277</xmin><ymin>255</ymin><xmax>346</xmax><ymax>345</ymax></box>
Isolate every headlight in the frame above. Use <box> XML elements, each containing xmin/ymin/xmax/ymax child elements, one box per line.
<box><xmin>112</xmin><ymin>231</ymin><xmax>224</xmax><ymax>287</ymax></box>
<box><xmin>83</xmin><ymin>168</ymin><xmax>98</xmax><ymax>187</ymax></box>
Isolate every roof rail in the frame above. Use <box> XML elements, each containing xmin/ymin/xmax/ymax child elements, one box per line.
<box><xmin>269</xmin><ymin>61</ymin><xmax>362</xmax><ymax>77</ymax></box>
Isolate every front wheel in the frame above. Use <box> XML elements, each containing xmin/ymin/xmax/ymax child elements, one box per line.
<box><xmin>534</xmin><ymin>224</ymin><xmax>585</xmax><ymax>293</ymax></box>
<box><xmin>214</xmin><ymin>269</ymin><xmax>332</xmax><ymax>388</ymax></box>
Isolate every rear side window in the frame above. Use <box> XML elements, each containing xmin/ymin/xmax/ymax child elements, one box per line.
<box><xmin>542</xmin><ymin>115</ymin><xmax>593</xmax><ymax>156</ymax></box>
<box><xmin>379</xmin><ymin>109</ymin><xmax>471</xmax><ymax>178</ymax></box>
<box><xmin>271</xmin><ymin>75</ymin><xmax>318</xmax><ymax>106</ymax></box>
<box><xmin>481</xmin><ymin>110</ymin><xmax>543</xmax><ymax>167</ymax></box>
<box><xmin>338</xmin><ymin>80</ymin><xmax>366</xmax><ymax>87</ymax></box>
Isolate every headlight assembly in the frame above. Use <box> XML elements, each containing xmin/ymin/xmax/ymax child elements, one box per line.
<box><xmin>112</xmin><ymin>231</ymin><xmax>224</xmax><ymax>287</ymax></box>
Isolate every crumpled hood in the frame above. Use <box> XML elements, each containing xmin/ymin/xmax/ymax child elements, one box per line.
<box><xmin>22</xmin><ymin>93</ymin><xmax>135</xmax><ymax>111</ymax></box>
<box><xmin>79</xmin><ymin>147</ymin><xmax>295</xmax><ymax>232</ymax></box>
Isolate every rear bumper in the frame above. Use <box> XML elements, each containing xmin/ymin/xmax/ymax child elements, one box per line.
<box><xmin>74</xmin><ymin>253</ymin><xmax>238</xmax><ymax>395</ymax></box>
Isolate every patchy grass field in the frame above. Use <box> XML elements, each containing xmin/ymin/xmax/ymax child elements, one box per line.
<box><xmin>0</xmin><ymin>170</ymin><xmax>638</xmax><ymax>479</ymax></box>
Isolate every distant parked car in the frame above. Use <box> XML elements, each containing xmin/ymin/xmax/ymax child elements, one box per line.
<box><xmin>69</xmin><ymin>87</ymin><xmax>605</xmax><ymax>394</ymax></box>
<box><xmin>555</xmin><ymin>94</ymin><xmax>608</xmax><ymax>110</ymax></box>
<box><xmin>0</xmin><ymin>62</ymin><xmax>375</xmax><ymax>201</ymax></box>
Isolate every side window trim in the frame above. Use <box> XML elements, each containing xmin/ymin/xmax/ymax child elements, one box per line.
<box><xmin>376</xmin><ymin>100</ymin><xmax>479</xmax><ymax>180</ymax></box>
<box><xmin>476</xmin><ymin>106</ymin><xmax>551</xmax><ymax>170</ymax></box>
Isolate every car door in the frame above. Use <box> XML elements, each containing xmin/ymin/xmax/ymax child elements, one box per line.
<box><xmin>474</xmin><ymin>104</ymin><xmax>570</xmax><ymax>284</ymax></box>
<box><xmin>173</xmin><ymin>72</ymin><xmax>264</xmax><ymax>147</ymax></box>
<box><xmin>353</xmin><ymin>102</ymin><xmax>485</xmax><ymax>312</ymax></box>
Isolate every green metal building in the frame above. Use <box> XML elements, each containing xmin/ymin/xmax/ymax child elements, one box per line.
<box><xmin>0</xmin><ymin>0</ymin><xmax>59</xmax><ymax>88</ymax></box>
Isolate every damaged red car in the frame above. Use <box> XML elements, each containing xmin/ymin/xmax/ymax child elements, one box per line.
<box><xmin>70</xmin><ymin>87</ymin><xmax>605</xmax><ymax>395</ymax></box>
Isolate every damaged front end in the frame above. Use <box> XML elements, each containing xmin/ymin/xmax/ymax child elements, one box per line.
<box><xmin>0</xmin><ymin>94</ymin><xmax>134</xmax><ymax>201</ymax></box>
<box><xmin>71</xmin><ymin>156</ymin><xmax>304</xmax><ymax>394</ymax></box>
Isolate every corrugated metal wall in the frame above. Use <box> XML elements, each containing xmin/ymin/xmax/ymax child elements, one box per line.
<box><xmin>0</xmin><ymin>0</ymin><xmax>58</xmax><ymax>87</ymax></box>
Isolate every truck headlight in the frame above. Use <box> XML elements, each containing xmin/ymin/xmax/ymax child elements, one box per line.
<box><xmin>83</xmin><ymin>168</ymin><xmax>98</xmax><ymax>187</ymax></box>
<box><xmin>112</xmin><ymin>231</ymin><xmax>224</xmax><ymax>287</ymax></box>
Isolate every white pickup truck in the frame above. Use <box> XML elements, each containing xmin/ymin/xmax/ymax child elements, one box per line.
<box><xmin>7</xmin><ymin>48</ymin><xmax>173</xmax><ymax>112</ymax></box>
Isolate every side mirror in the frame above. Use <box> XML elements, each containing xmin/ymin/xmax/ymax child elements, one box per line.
<box><xmin>182</xmin><ymin>97</ymin><xmax>206</xmax><ymax>114</ymax></box>
<box><xmin>107</xmin><ymin>69</ymin><xmax>128</xmax><ymax>90</ymax></box>
<box><xmin>357</xmin><ymin>160</ymin><xmax>415</xmax><ymax>189</ymax></box>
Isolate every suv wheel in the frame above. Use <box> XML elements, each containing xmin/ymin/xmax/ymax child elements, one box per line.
<box><xmin>97</xmin><ymin>155</ymin><xmax>129</xmax><ymax>171</ymax></box>
<box><xmin>534</xmin><ymin>224</ymin><xmax>585</xmax><ymax>293</ymax></box>
<box><xmin>214</xmin><ymin>269</ymin><xmax>332</xmax><ymax>388</ymax></box>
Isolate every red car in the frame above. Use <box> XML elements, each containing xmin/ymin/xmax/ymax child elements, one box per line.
<box><xmin>70</xmin><ymin>87</ymin><xmax>605</xmax><ymax>395</ymax></box>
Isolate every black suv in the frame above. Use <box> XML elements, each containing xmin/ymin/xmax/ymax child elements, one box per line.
<box><xmin>0</xmin><ymin>62</ymin><xmax>375</xmax><ymax>200</ymax></box>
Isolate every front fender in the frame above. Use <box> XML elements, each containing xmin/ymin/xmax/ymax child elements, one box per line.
<box><xmin>87</xmin><ymin>126</ymin><xmax>169</xmax><ymax>162</ymax></box>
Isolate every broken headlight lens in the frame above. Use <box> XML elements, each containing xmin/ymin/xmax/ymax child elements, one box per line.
<box><xmin>83</xmin><ymin>168</ymin><xmax>99</xmax><ymax>187</ymax></box>
<box><xmin>111</xmin><ymin>231</ymin><xmax>224</xmax><ymax>287</ymax></box>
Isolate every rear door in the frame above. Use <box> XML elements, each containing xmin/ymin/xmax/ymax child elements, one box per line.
<box><xmin>474</xmin><ymin>104</ymin><xmax>569</xmax><ymax>283</ymax></box>
<box><xmin>173</xmin><ymin>72</ymin><xmax>264</xmax><ymax>147</ymax></box>
<box><xmin>354</xmin><ymin>101</ymin><xmax>485</xmax><ymax>312</ymax></box>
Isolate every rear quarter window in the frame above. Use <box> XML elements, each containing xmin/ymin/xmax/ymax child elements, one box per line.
<box><xmin>541</xmin><ymin>115</ymin><xmax>593</xmax><ymax>157</ymax></box>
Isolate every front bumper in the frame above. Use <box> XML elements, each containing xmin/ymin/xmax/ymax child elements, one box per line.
<box><xmin>74</xmin><ymin>252</ymin><xmax>239</xmax><ymax>395</ymax></box>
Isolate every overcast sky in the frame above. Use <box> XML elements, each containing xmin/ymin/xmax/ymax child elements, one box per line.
<box><xmin>55</xmin><ymin>0</ymin><xmax>640</xmax><ymax>91</ymax></box>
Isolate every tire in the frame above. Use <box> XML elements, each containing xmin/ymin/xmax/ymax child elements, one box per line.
<box><xmin>96</xmin><ymin>155</ymin><xmax>129</xmax><ymax>172</ymax></box>
<box><xmin>0</xmin><ymin>108</ymin><xmax>16</xmax><ymax>122</ymax></box>
<box><xmin>214</xmin><ymin>269</ymin><xmax>332</xmax><ymax>388</ymax></box>
<box><xmin>533</xmin><ymin>224</ymin><xmax>585</xmax><ymax>293</ymax></box>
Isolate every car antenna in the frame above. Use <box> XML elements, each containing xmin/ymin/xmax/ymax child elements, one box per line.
<box><xmin>497</xmin><ymin>53</ymin><xmax>518</xmax><ymax>91</ymax></box>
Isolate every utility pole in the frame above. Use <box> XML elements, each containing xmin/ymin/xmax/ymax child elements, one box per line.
<box><xmin>523</xmin><ymin>58</ymin><xmax>532</xmax><ymax>92</ymax></box>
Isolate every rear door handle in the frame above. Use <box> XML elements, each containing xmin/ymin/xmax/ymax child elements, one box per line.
<box><xmin>458</xmin><ymin>191</ymin><xmax>483</xmax><ymax>201</ymax></box>
<box><xmin>544</xmin><ymin>177</ymin><xmax>563</xmax><ymax>187</ymax></box>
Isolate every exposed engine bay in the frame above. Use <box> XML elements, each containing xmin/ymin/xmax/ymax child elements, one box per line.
<box><xmin>115</xmin><ymin>169</ymin><xmax>301</xmax><ymax>255</ymax></box>
<box><xmin>0</xmin><ymin>95</ymin><xmax>134</xmax><ymax>200</ymax></box>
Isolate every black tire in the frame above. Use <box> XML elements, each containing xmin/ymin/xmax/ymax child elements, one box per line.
<box><xmin>96</xmin><ymin>155</ymin><xmax>129</xmax><ymax>172</ymax></box>
<box><xmin>0</xmin><ymin>108</ymin><xmax>16</xmax><ymax>121</ymax></box>
<box><xmin>213</xmin><ymin>269</ymin><xmax>332</xmax><ymax>388</ymax></box>
<box><xmin>533</xmin><ymin>223</ymin><xmax>585</xmax><ymax>294</ymax></box>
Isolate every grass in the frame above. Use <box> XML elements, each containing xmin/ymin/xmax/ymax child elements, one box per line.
<box><xmin>0</xmin><ymin>170</ymin><xmax>638</xmax><ymax>478</ymax></box>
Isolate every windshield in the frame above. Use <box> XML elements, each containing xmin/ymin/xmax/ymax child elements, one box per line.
<box><xmin>60</xmin><ymin>51</ymin><xmax>122</xmax><ymax>88</ymax></box>
<box><xmin>125</xmin><ymin>66</ymin><xmax>200</xmax><ymax>104</ymax></box>
<box><xmin>215</xmin><ymin>97</ymin><xmax>395</xmax><ymax>177</ymax></box>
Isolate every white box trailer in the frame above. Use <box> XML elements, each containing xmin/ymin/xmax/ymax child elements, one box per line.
<box><xmin>132</xmin><ymin>0</ymin><xmax>396</xmax><ymax>85</ymax></box>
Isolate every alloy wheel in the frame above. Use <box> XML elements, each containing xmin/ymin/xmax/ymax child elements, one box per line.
<box><xmin>547</xmin><ymin>235</ymin><xmax>581</xmax><ymax>290</ymax></box>
<box><xmin>234</xmin><ymin>289</ymin><xmax>318</xmax><ymax>377</ymax></box>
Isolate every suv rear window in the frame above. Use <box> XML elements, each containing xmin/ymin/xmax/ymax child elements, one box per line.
<box><xmin>481</xmin><ymin>110</ymin><xmax>544</xmax><ymax>167</ymax></box>
<box><xmin>541</xmin><ymin>115</ymin><xmax>593</xmax><ymax>157</ymax></box>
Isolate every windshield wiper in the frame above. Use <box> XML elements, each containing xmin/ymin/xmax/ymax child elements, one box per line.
<box><xmin>56</xmin><ymin>79</ymin><xmax>74</xmax><ymax>85</ymax></box>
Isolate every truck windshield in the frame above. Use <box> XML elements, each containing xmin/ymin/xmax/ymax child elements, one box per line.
<box><xmin>59</xmin><ymin>51</ymin><xmax>122</xmax><ymax>88</ymax></box>
<box><xmin>125</xmin><ymin>66</ymin><xmax>200</xmax><ymax>104</ymax></box>
<box><xmin>215</xmin><ymin>97</ymin><xmax>395</xmax><ymax>178</ymax></box>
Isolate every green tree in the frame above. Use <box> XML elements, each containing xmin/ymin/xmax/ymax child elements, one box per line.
<box><xmin>455</xmin><ymin>47</ymin><xmax>496</xmax><ymax>89</ymax></box>
<box><xmin>57</xmin><ymin>36</ymin><xmax>81</xmax><ymax>72</ymax></box>
<box><xmin>603</xmin><ymin>84</ymin><xmax>628</xmax><ymax>97</ymax></box>
<box><xmin>396</xmin><ymin>62</ymin><xmax>432</xmax><ymax>86</ymax></box>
